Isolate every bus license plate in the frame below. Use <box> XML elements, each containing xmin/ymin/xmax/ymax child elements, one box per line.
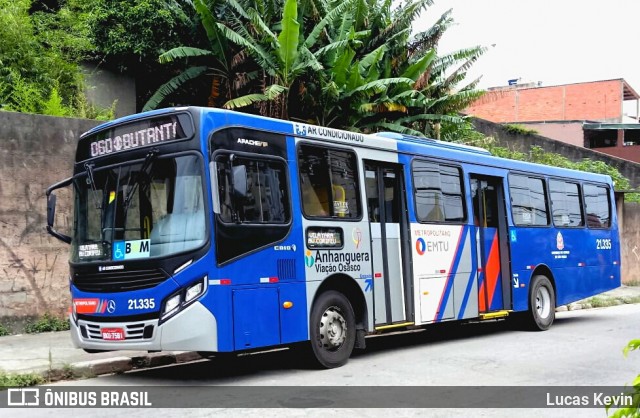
<box><xmin>101</xmin><ymin>328</ymin><xmax>125</xmax><ymax>341</ymax></box>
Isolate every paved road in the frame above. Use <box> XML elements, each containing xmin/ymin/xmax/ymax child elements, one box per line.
<box><xmin>11</xmin><ymin>304</ymin><xmax>640</xmax><ymax>417</ymax></box>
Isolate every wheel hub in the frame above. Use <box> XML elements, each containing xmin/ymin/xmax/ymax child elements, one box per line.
<box><xmin>536</xmin><ymin>286</ymin><xmax>551</xmax><ymax>319</ymax></box>
<box><xmin>319</xmin><ymin>306</ymin><xmax>347</xmax><ymax>350</ymax></box>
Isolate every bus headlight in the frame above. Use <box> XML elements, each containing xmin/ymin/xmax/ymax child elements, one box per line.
<box><xmin>160</xmin><ymin>276</ymin><xmax>207</xmax><ymax>323</ymax></box>
<box><xmin>163</xmin><ymin>294</ymin><xmax>181</xmax><ymax>318</ymax></box>
<box><xmin>185</xmin><ymin>281</ymin><xmax>203</xmax><ymax>303</ymax></box>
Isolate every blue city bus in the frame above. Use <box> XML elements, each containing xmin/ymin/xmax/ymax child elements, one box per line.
<box><xmin>46</xmin><ymin>107</ymin><xmax>621</xmax><ymax>368</ymax></box>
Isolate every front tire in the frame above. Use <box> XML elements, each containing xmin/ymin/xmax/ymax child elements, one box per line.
<box><xmin>525</xmin><ymin>275</ymin><xmax>555</xmax><ymax>330</ymax></box>
<box><xmin>308</xmin><ymin>290</ymin><xmax>356</xmax><ymax>369</ymax></box>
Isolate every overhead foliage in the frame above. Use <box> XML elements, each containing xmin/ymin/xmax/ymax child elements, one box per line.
<box><xmin>0</xmin><ymin>0</ymin><xmax>114</xmax><ymax>119</ymax></box>
<box><xmin>87</xmin><ymin>0</ymin><xmax>199</xmax><ymax>107</ymax></box>
<box><xmin>144</xmin><ymin>0</ymin><xmax>486</xmax><ymax>136</ymax></box>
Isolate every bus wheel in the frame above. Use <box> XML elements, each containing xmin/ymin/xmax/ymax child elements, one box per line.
<box><xmin>526</xmin><ymin>275</ymin><xmax>555</xmax><ymax>331</ymax></box>
<box><xmin>309</xmin><ymin>290</ymin><xmax>356</xmax><ymax>369</ymax></box>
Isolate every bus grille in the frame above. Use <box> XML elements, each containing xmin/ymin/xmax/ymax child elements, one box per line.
<box><xmin>73</xmin><ymin>269</ymin><xmax>168</xmax><ymax>293</ymax></box>
<box><xmin>80</xmin><ymin>320</ymin><xmax>155</xmax><ymax>341</ymax></box>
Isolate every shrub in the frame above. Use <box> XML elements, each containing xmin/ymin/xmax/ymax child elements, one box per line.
<box><xmin>503</xmin><ymin>124</ymin><xmax>538</xmax><ymax>136</ymax></box>
<box><xmin>0</xmin><ymin>371</ymin><xmax>44</xmax><ymax>387</ymax></box>
<box><xmin>24</xmin><ymin>313</ymin><xmax>70</xmax><ymax>334</ymax></box>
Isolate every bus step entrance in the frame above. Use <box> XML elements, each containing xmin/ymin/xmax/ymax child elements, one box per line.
<box><xmin>478</xmin><ymin>310</ymin><xmax>511</xmax><ymax>320</ymax></box>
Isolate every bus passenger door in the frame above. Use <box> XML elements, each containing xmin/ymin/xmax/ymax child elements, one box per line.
<box><xmin>470</xmin><ymin>176</ymin><xmax>512</xmax><ymax>312</ymax></box>
<box><xmin>365</xmin><ymin>162</ymin><xmax>412</xmax><ymax>326</ymax></box>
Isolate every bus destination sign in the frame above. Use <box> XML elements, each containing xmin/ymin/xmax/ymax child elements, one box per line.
<box><xmin>79</xmin><ymin>114</ymin><xmax>193</xmax><ymax>161</ymax></box>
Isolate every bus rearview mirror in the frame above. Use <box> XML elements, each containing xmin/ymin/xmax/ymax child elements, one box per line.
<box><xmin>47</xmin><ymin>193</ymin><xmax>57</xmax><ymax>227</ymax></box>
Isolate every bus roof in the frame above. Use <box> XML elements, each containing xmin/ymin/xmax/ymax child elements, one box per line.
<box><xmin>81</xmin><ymin>106</ymin><xmax>614</xmax><ymax>187</ymax></box>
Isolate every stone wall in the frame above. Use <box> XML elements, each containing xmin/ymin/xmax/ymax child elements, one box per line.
<box><xmin>0</xmin><ymin>111</ymin><xmax>99</xmax><ymax>317</ymax></box>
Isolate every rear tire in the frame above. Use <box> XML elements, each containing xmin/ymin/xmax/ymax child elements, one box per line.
<box><xmin>525</xmin><ymin>275</ymin><xmax>555</xmax><ymax>330</ymax></box>
<box><xmin>308</xmin><ymin>290</ymin><xmax>356</xmax><ymax>369</ymax></box>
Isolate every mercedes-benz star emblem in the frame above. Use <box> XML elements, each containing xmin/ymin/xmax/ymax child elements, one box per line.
<box><xmin>106</xmin><ymin>300</ymin><xmax>116</xmax><ymax>313</ymax></box>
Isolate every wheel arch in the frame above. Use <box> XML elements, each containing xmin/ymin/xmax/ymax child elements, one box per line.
<box><xmin>530</xmin><ymin>264</ymin><xmax>556</xmax><ymax>307</ymax></box>
<box><xmin>313</xmin><ymin>274</ymin><xmax>368</xmax><ymax>337</ymax></box>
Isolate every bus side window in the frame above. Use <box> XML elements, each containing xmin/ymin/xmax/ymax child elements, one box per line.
<box><xmin>332</xmin><ymin>184</ymin><xmax>346</xmax><ymax>217</ymax></box>
<box><xmin>298</xmin><ymin>144</ymin><xmax>361</xmax><ymax>219</ymax></box>
<box><xmin>301</xmin><ymin>178</ymin><xmax>329</xmax><ymax>216</ymax></box>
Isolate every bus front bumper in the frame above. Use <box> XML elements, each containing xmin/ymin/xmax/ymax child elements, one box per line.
<box><xmin>70</xmin><ymin>301</ymin><xmax>218</xmax><ymax>352</ymax></box>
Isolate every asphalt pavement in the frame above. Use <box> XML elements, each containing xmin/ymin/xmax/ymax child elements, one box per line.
<box><xmin>1</xmin><ymin>285</ymin><xmax>639</xmax><ymax>382</ymax></box>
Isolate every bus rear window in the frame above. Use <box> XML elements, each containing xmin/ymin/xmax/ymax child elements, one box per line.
<box><xmin>584</xmin><ymin>184</ymin><xmax>611</xmax><ymax>228</ymax></box>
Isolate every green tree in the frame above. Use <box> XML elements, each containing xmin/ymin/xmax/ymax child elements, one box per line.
<box><xmin>0</xmin><ymin>0</ymin><xmax>101</xmax><ymax>116</ymax></box>
<box><xmin>607</xmin><ymin>339</ymin><xmax>640</xmax><ymax>417</ymax></box>
<box><xmin>144</xmin><ymin>0</ymin><xmax>485</xmax><ymax>136</ymax></box>
<box><xmin>88</xmin><ymin>0</ymin><xmax>199</xmax><ymax>108</ymax></box>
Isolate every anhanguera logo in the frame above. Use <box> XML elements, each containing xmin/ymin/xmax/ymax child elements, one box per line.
<box><xmin>304</xmin><ymin>250</ymin><xmax>314</xmax><ymax>267</ymax></box>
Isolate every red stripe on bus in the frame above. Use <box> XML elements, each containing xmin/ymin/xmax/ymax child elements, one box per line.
<box><xmin>484</xmin><ymin>232</ymin><xmax>501</xmax><ymax>309</ymax></box>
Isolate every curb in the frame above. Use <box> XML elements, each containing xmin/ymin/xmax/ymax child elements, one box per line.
<box><xmin>46</xmin><ymin>351</ymin><xmax>203</xmax><ymax>381</ymax></box>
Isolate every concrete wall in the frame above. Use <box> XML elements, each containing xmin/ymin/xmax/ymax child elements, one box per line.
<box><xmin>524</xmin><ymin>122</ymin><xmax>585</xmax><ymax>147</ymax></box>
<box><xmin>82</xmin><ymin>63</ymin><xmax>136</xmax><ymax>118</ymax></box>
<box><xmin>472</xmin><ymin>117</ymin><xmax>640</xmax><ymax>189</ymax></box>
<box><xmin>0</xmin><ymin>111</ymin><xmax>100</xmax><ymax>317</ymax></box>
<box><xmin>621</xmin><ymin>203</ymin><xmax>640</xmax><ymax>284</ymax></box>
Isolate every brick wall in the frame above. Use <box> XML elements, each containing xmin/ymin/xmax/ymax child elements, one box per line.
<box><xmin>466</xmin><ymin>80</ymin><xmax>624</xmax><ymax>123</ymax></box>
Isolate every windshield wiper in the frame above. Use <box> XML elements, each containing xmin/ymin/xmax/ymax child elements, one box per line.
<box><xmin>123</xmin><ymin>148</ymin><xmax>159</xmax><ymax>216</ymax></box>
<box><xmin>84</xmin><ymin>162</ymin><xmax>102</xmax><ymax>210</ymax></box>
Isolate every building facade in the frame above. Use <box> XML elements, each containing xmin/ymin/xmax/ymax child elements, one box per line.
<box><xmin>465</xmin><ymin>79</ymin><xmax>640</xmax><ymax>163</ymax></box>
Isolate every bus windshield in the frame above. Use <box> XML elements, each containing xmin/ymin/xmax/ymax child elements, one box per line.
<box><xmin>71</xmin><ymin>153</ymin><xmax>206</xmax><ymax>263</ymax></box>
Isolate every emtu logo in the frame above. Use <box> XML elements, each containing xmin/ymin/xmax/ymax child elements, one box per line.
<box><xmin>416</xmin><ymin>238</ymin><xmax>427</xmax><ymax>256</ymax></box>
<box><xmin>304</xmin><ymin>250</ymin><xmax>314</xmax><ymax>267</ymax></box>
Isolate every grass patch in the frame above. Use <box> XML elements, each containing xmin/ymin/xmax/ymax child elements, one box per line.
<box><xmin>623</xmin><ymin>279</ymin><xmax>640</xmax><ymax>287</ymax></box>
<box><xmin>0</xmin><ymin>371</ymin><xmax>45</xmax><ymax>388</ymax></box>
<box><xmin>621</xmin><ymin>295</ymin><xmax>640</xmax><ymax>305</ymax></box>
<box><xmin>585</xmin><ymin>296</ymin><xmax>620</xmax><ymax>308</ymax></box>
<box><xmin>24</xmin><ymin>313</ymin><xmax>70</xmax><ymax>334</ymax></box>
<box><xmin>0</xmin><ymin>324</ymin><xmax>10</xmax><ymax>337</ymax></box>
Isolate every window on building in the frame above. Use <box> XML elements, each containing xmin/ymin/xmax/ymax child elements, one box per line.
<box><xmin>586</xmin><ymin>130</ymin><xmax>618</xmax><ymax>148</ymax></box>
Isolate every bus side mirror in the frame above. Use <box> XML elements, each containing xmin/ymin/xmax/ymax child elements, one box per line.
<box><xmin>47</xmin><ymin>193</ymin><xmax>57</xmax><ymax>227</ymax></box>
<box><xmin>46</xmin><ymin>178</ymin><xmax>73</xmax><ymax>244</ymax></box>
<box><xmin>232</xmin><ymin>165</ymin><xmax>248</xmax><ymax>198</ymax></box>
